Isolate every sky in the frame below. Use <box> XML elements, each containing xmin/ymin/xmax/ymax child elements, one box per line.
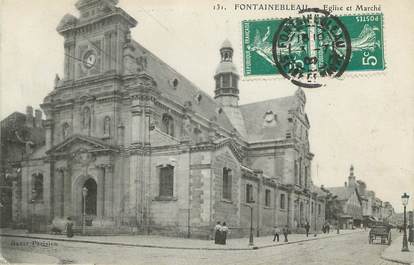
<box><xmin>1</xmin><ymin>0</ymin><xmax>413</xmax><ymax>212</ymax></box>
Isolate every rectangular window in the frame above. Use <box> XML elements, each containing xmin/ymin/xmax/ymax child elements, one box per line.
<box><xmin>246</xmin><ymin>184</ymin><xmax>254</xmax><ymax>203</ymax></box>
<box><xmin>222</xmin><ymin>168</ymin><xmax>232</xmax><ymax>200</ymax></box>
<box><xmin>265</xmin><ymin>189</ymin><xmax>271</xmax><ymax>207</ymax></box>
<box><xmin>318</xmin><ymin>204</ymin><xmax>321</xmax><ymax>216</ymax></box>
<box><xmin>280</xmin><ymin>194</ymin><xmax>286</xmax><ymax>209</ymax></box>
<box><xmin>159</xmin><ymin>165</ymin><xmax>174</xmax><ymax>197</ymax></box>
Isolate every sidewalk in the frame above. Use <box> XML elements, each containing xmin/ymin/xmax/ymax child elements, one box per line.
<box><xmin>382</xmin><ymin>234</ymin><xmax>414</xmax><ymax>265</ymax></box>
<box><xmin>1</xmin><ymin>228</ymin><xmax>360</xmax><ymax>251</ymax></box>
<box><xmin>0</xmin><ymin>248</ymin><xmax>60</xmax><ymax>264</ymax></box>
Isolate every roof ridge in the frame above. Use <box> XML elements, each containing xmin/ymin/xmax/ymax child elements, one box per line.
<box><xmin>132</xmin><ymin>40</ymin><xmax>217</xmax><ymax>104</ymax></box>
<box><xmin>240</xmin><ymin>95</ymin><xmax>296</xmax><ymax>108</ymax></box>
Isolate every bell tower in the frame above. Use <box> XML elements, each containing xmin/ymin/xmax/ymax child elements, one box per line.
<box><xmin>214</xmin><ymin>40</ymin><xmax>247</xmax><ymax>137</ymax></box>
<box><xmin>56</xmin><ymin>0</ymin><xmax>137</xmax><ymax>82</ymax></box>
<box><xmin>214</xmin><ymin>39</ymin><xmax>239</xmax><ymax>107</ymax></box>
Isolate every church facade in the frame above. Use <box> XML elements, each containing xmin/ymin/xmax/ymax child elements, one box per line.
<box><xmin>14</xmin><ymin>0</ymin><xmax>326</xmax><ymax>238</ymax></box>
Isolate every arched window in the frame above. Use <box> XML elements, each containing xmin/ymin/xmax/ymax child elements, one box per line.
<box><xmin>222</xmin><ymin>168</ymin><xmax>232</xmax><ymax>200</ymax></box>
<box><xmin>82</xmin><ymin>107</ymin><xmax>91</xmax><ymax>130</ymax></box>
<box><xmin>161</xmin><ymin>114</ymin><xmax>174</xmax><ymax>137</ymax></box>
<box><xmin>62</xmin><ymin>123</ymin><xmax>70</xmax><ymax>139</ymax></box>
<box><xmin>32</xmin><ymin>173</ymin><xmax>43</xmax><ymax>201</ymax></box>
<box><xmin>159</xmin><ymin>165</ymin><xmax>174</xmax><ymax>197</ymax></box>
<box><xmin>103</xmin><ymin>116</ymin><xmax>111</xmax><ymax>136</ymax></box>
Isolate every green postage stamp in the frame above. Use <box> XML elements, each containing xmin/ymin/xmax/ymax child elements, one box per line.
<box><xmin>242</xmin><ymin>12</ymin><xmax>385</xmax><ymax>85</ymax></box>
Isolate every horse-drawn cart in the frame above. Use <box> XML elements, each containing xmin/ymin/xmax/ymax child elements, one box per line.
<box><xmin>369</xmin><ymin>225</ymin><xmax>392</xmax><ymax>245</ymax></box>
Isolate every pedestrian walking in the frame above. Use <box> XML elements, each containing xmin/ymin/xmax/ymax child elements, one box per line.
<box><xmin>220</xmin><ymin>222</ymin><xmax>229</xmax><ymax>245</ymax></box>
<box><xmin>65</xmin><ymin>217</ymin><xmax>74</xmax><ymax>238</ymax></box>
<box><xmin>272</xmin><ymin>225</ymin><xmax>280</xmax><ymax>242</ymax></box>
<box><xmin>326</xmin><ymin>222</ymin><xmax>330</xmax><ymax>233</ymax></box>
<box><xmin>408</xmin><ymin>225</ymin><xmax>413</xmax><ymax>246</ymax></box>
<box><xmin>282</xmin><ymin>225</ymin><xmax>290</xmax><ymax>242</ymax></box>
<box><xmin>214</xmin><ymin>221</ymin><xmax>222</xmax><ymax>244</ymax></box>
<box><xmin>305</xmin><ymin>221</ymin><xmax>310</xmax><ymax>237</ymax></box>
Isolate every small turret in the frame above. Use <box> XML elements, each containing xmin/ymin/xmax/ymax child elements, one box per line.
<box><xmin>214</xmin><ymin>39</ymin><xmax>239</xmax><ymax>107</ymax></box>
<box><xmin>348</xmin><ymin>164</ymin><xmax>356</xmax><ymax>187</ymax></box>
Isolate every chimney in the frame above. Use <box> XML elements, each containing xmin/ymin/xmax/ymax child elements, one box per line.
<box><xmin>25</xmin><ymin>106</ymin><xmax>34</xmax><ymax>128</ymax></box>
<box><xmin>34</xmin><ymin>109</ymin><xmax>42</xmax><ymax>128</ymax></box>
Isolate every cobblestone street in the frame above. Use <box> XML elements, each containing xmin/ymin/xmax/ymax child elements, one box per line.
<box><xmin>1</xmin><ymin>231</ymin><xmax>406</xmax><ymax>265</ymax></box>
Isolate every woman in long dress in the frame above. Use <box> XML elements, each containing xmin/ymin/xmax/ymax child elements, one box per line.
<box><xmin>220</xmin><ymin>222</ymin><xmax>229</xmax><ymax>245</ymax></box>
<box><xmin>214</xmin><ymin>221</ymin><xmax>222</xmax><ymax>244</ymax></box>
<box><xmin>66</xmin><ymin>217</ymin><xmax>74</xmax><ymax>238</ymax></box>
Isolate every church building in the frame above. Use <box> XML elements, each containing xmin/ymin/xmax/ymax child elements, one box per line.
<box><xmin>13</xmin><ymin>0</ymin><xmax>326</xmax><ymax>238</ymax></box>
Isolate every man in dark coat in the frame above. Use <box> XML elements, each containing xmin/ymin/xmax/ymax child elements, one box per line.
<box><xmin>408</xmin><ymin>225</ymin><xmax>414</xmax><ymax>246</ymax></box>
<box><xmin>305</xmin><ymin>221</ymin><xmax>311</xmax><ymax>237</ymax></box>
<box><xmin>65</xmin><ymin>217</ymin><xmax>74</xmax><ymax>238</ymax></box>
<box><xmin>282</xmin><ymin>226</ymin><xmax>290</xmax><ymax>242</ymax></box>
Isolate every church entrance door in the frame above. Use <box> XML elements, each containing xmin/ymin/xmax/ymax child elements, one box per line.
<box><xmin>82</xmin><ymin>178</ymin><xmax>97</xmax><ymax>225</ymax></box>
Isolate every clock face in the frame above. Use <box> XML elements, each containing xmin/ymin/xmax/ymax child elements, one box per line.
<box><xmin>83</xmin><ymin>50</ymin><xmax>96</xmax><ymax>69</ymax></box>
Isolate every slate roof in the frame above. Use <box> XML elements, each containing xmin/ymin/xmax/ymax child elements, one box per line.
<box><xmin>239</xmin><ymin>96</ymin><xmax>298</xmax><ymax>142</ymax></box>
<box><xmin>328</xmin><ymin>186</ymin><xmax>356</xmax><ymax>201</ymax></box>
<box><xmin>311</xmin><ymin>185</ymin><xmax>327</xmax><ymax>197</ymax></box>
<box><xmin>132</xmin><ymin>41</ymin><xmax>235</xmax><ymax>133</ymax></box>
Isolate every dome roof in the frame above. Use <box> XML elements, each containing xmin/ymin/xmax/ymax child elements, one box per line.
<box><xmin>56</xmin><ymin>14</ymin><xmax>78</xmax><ymax>32</ymax></box>
<box><xmin>215</xmin><ymin>61</ymin><xmax>238</xmax><ymax>75</ymax></box>
<box><xmin>221</xmin><ymin>39</ymin><xmax>233</xmax><ymax>49</ymax></box>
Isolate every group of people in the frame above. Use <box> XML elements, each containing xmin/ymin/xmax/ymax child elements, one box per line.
<box><xmin>214</xmin><ymin>222</ymin><xmax>229</xmax><ymax>245</ymax></box>
<box><xmin>272</xmin><ymin>225</ymin><xmax>290</xmax><ymax>242</ymax></box>
<box><xmin>322</xmin><ymin>222</ymin><xmax>331</xmax><ymax>234</ymax></box>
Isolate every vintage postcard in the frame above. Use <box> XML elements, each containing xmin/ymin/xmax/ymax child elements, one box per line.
<box><xmin>0</xmin><ymin>0</ymin><xmax>413</xmax><ymax>264</ymax></box>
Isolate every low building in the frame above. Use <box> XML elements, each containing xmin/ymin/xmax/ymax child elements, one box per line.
<box><xmin>326</xmin><ymin>166</ymin><xmax>363</xmax><ymax>229</ymax></box>
<box><xmin>0</xmin><ymin>108</ymin><xmax>45</xmax><ymax>227</ymax></box>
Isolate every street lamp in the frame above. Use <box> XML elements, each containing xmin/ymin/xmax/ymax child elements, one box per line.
<box><xmin>401</xmin><ymin>192</ymin><xmax>410</xmax><ymax>252</ymax></box>
<box><xmin>82</xmin><ymin>187</ymin><xmax>88</xmax><ymax>235</ymax></box>
<box><xmin>244</xmin><ymin>203</ymin><xmax>254</xmax><ymax>246</ymax></box>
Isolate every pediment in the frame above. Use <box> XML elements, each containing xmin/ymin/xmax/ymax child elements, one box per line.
<box><xmin>47</xmin><ymin>134</ymin><xmax>118</xmax><ymax>156</ymax></box>
<box><xmin>214</xmin><ymin>138</ymin><xmax>246</xmax><ymax>162</ymax></box>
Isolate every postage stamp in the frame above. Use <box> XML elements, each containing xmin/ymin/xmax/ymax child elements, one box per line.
<box><xmin>242</xmin><ymin>12</ymin><xmax>385</xmax><ymax>85</ymax></box>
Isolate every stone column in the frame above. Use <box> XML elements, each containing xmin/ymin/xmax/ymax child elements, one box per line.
<box><xmin>131</xmin><ymin>109</ymin><xmax>142</xmax><ymax>144</ymax></box>
<box><xmin>104</xmin><ymin>165</ymin><xmax>114</xmax><ymax>218</ymax></box>
<box><xmin>288</xmin><ymin>191</ymin><xmax>295</xmax><ymax>229</ymax></box>
<box><xmin>63</xmin><ymin>168</ymin><xmax>72</xmax><ymax>217</ymax></box>
<box><xmin>97</xmin><ymin>166</ymin><xmax>105</xmax><ymax>218</ymax></box>
<box><xmin>44</xmin><ymin>119</ymin><xmax>54</xmax><ymax>151</ymax></box>
<box><xmin>54</xmin><ymin>168</ymin><xmax>63</xmax><ymax>218</ymax></box>
<box><xmin>273</xmin><ymin>184</ymin><xmax>278</xmax><ymax>225</ymax></box>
